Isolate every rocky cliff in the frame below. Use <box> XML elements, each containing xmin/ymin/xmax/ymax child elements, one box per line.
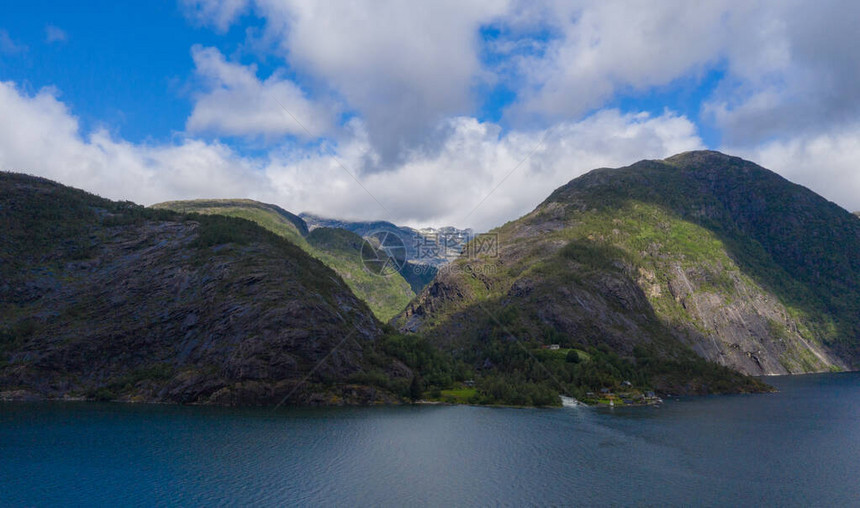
<box><xmin>0</xmin><ymin>173</ymin><xmax>411</xmax><ymax>405</ymax></box>
<box><xmin>401</xmin><ymin>151</ymin><xmax>860</xmax><ymax>379</ymax></box>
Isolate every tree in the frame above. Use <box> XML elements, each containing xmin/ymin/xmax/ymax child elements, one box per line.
<box><xmin>409</xmin><ymin>375</ymin><xmax>423</xmax><ymax>401</ymax></box>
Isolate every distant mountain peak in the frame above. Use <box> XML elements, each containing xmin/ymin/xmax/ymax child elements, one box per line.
<box><xmin>299</xmin><ymin>213</ymin><xmax>473</xmax><ymax>267</ymax></box>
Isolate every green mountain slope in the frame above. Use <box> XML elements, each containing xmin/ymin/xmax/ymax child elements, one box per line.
<box><xmin>399</xmin><ymin>151</ymin><xmax>860</xmax><ymax>401</ymax></box>
<box><xmin>306</xmin><ymin>227</ymin><xmax>418</xmax><ymax>322</ymax></box>
<box><xmin>153</xmin><ymin>198</ymin><xmax>309</xmax><ymax>247</ymax></box>
<box><xmin>152</xmin><ymin>199</ymin><xmax>414</xmax><ymax>322</ymax></box>
<box><xmin>0</xmin><ymin>173</ymin><xmax>418</xmax><ymax>405</ymax></box>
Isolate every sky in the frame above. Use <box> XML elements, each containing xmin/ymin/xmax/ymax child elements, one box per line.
<box><xmin>1</xmin><ymin>0</ymin><xmax>859</xmax><ymax>231</ymax></box>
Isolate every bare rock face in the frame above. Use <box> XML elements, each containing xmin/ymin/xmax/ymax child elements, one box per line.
<box><xmin>0</xmin><ymin>173</ymin><xmax>406</xmax><ymax>405</ymax></box>
<box><xmin>400</xmin><ymin>151</ymin><xmax>860</xmax><ymax>377</ymax></box>
<box><xmin>659</xmin><ymin>262</ymin><xmax>844</xmax><ymax>374</ymax></box>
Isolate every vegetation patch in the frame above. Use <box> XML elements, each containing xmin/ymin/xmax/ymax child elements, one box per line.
<box><xmin>439</xmin><ymin>388</ymin><xmax>478</xmax><ymax>404</ymax></box>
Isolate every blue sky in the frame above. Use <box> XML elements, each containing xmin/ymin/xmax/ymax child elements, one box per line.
<box><xmin>0</xmin><ymin>1</ymin><xmax>243</xmax><ymax>142</ymax></box>
<box><xmin>0</xmin><ymin>1</ymin><xmax>723</xmax><ymax>146</ymax></box>
<box><xmin>1</xmin><ymin>1</ymin><xmax>859</xmax><ymax>230</ymax></box>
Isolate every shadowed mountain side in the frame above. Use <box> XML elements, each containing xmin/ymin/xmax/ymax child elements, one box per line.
<box><xmin>152</xmin><ymin>199</ymin><xmax>415</xmax><ymax>322</ymax></box>
<box><xmin>0</xmin><ymin>173</ymin><xmax>415</xmax><ymax>405</ymax></box>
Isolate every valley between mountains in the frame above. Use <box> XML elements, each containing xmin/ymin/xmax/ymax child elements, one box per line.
<box><xmin>2</xmin><ymin>151</ymin><xmax>858</xmax><ymax>407</ymax></box>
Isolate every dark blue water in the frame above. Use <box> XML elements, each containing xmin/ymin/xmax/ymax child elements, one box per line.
<box><xmin>2</xmin><ymin>372</ymin><xmax>859</xmax><ymax>506</ymax></box>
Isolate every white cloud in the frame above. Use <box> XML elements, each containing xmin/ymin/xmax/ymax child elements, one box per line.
<box><xmin>730</xmin><ymin>127</ymin><xmax>860</xmax><ymax>214</ymax></box>
<box><xmin>503</xmin><ymin>1</ymin><xmax>733</xmax><ymax>122</ymax></box>
<box><xmin>179</xmin><ymin>1</ymin><xmax>860</xmax><ymax>163</ymax></box>
<box><xmin>9</xmin><ymin>1</ymin><xmax>860</xmax><ymax>232</ymax></box>
<box><xmin>498</xmin><ymin>1</ymin><xmax>860</xmax><ymax>147</ymax></box>
<box><xmin>190</xmin><ymin>0</ymin><xmax>510</xmax><ymax>163</ymax></box>
<box><xmin>0</xmin><ymin>81</ymin><xmax>265</xmax><ymax>205</ymax></box>
<box><xmin>186</xmin><ymin>46</ymin><xmax>332</xmax><ymax>140</ymax></box>
<box><xmin>177</xmin><ymin>1</ymin><xmax>860</xmax><ymax>169</ymax></box>
<box><xmin>0</xmin><ymin>79</ymin><xmax>703</xmax><ymax>232</ymax></box>
<box><xmin>265</xmin><ymin>109</ymin><xmax>703</xmax><ymax>231</ymax></box>
<box><xmin>44</xmin><ymin>25</ymin><xmax>67</xmax><ymax>43</ymax></box>
<box><xmin>704</xmin><ymin>1</ymin><xmax>860</xmax><ymax>145</ymax></box>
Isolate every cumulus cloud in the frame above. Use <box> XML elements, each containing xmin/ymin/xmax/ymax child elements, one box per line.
<box><xmin>0</xmin><ymin>81</ymin><xmax>265</xmax><ymax>205</ymax></box>
<box><xmin>0</xmin><ymin>79</ymin><xmax>703</xmax><ymax>232</ymax></box>
<box><xmin>7</xmin><ymin>1</ymin><xmax>860</xmax><ymax>232</ymax></box>
<box><xmin>276</xmin><ymin>109</ymin><xmax>703</xmax><ymax>230</ymax></box>
<box><xmin>730</xmin><ymin>127</ymin><xmax>860</xmax><ymax>214</ymax></box>
<box><xmin>502</xmin><ymin>1</ymin><xmax>733</xmax><ymax>122</ymax></box>
<box><xmin>500</xmin><ymin>1</ymin><xmax>860</xmax><ymax>147</ymax></box>
<box><xmin>179</xmin><ymin>1</ymin><xmax>860</xmax><ymax>161</ymax></box>
<box><xmin>186</xmin><ymin>46</ymin><xmax>332</xmax><ymax>140</ymax></box>
<box><xmin>704</xmin><ymin>1</ymin><xmax>860</xmax><ymax>145</ymax></box>
<box><xmin>189</xmin><ymin>0</ymin><xmax>510</xmax><ymax>163</ymax></box>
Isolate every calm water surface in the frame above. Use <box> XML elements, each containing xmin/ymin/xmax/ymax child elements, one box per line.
<box><xmin>1</xmin><ymin>372</ymin><xmax>859</xmax><ymax>506</ymax></box>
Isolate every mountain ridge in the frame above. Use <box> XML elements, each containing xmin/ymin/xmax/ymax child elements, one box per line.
<box><xmin>0</xmin><ymin>172</ymin><xmax>421</xmax><ymax>405</ymax></box>
<box><xmin>399</xmin><ymin>151</ymin><xmax>858</xmax><ymax>397</ymax></box>
<box><xmin>152</xmin><ymin>199</ymin><xmax>415</xmax><ymax>322</ymax></box>
<box><xmin>5</xmin><ymin>150</ymin><xmax>858</xmax><ymax>407</ymax></box>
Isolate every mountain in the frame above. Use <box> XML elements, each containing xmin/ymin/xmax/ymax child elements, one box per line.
<box><xmin>152</xmin><ymin>198</ymin><xmax>308</xmax><ymax>244</ymax></box>
<box><xmin>7</xmin><ymin>151</ymin><xmax>857</xmax><ymax>408</ymax></box>
<box><xmin>152</xmin><ymin>199</ymin><xmax>415</xmax><ymax>322</ymax></box>
<box><xmin>304</xmin><ymin>226</ymin><xmax>416</xmax><ymax>321</ymax></box>
<box><xmin>399</xmin><ymin>151</ymin><xmax>860</xmax><ymax>400</ymax></box>
<box><xmin>0</xmin><ymin>173</ymin><xmax>424</xmax><ymax>405</ymax></box>
<box><xmin>300</xmin><ymin>213</ymin><xmax>474</xmax><ymax>267</ymax></box>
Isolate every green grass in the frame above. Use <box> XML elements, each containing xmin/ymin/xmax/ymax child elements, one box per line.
<box><xmin>439</xmin><ymin>387</ymin><xmax>478</xmax><ymax>403</ymax></box>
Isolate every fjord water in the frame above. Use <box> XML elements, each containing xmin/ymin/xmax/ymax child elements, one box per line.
<box><xmin>2</xmin><ymin>373</ymin><xmax>858</xmax><ymax>506</ymax></box>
